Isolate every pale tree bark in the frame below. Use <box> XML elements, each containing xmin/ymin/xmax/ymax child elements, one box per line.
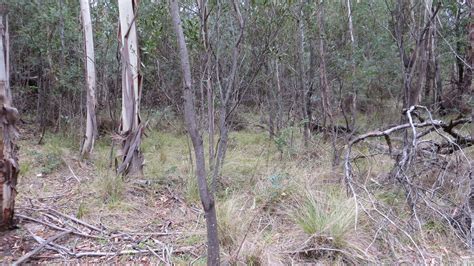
<box><xmin>79</xmin><ymin>0</ymin><xmax>98</xmax><ymax>158</ymax></box>
<box><xmin>116</xmin><ymin>0</ymin><xmax>144</xmax><ymax>177</ymax></box>
<box><xmin>0</xmin><ymin>5</ymin><xmax>19</xmax><ymax>230</ymax></box>
<box><xmin>169</xmin><ymin>0</ymin><xmax>220</xmax><ymax>264</ymax></box>
<box><xmin>346</xmin><ymin>0</ymin><xmax>356</xmax><ymax>131</ymax></box>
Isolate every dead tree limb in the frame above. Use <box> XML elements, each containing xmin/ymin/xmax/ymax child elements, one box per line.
<box><xmin>12</xmin><ymin>230</ymin><xmax>71</xmax><ymax>265</ymax></box>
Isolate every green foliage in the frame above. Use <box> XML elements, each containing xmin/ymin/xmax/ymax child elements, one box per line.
<box><xmin>273</xmin><ymin>127</ymin><xmax>296</xmax><ymax>158</ymax></box>
<box><xmin>293</xmin><ymin>189</ymin><xmax>356</xmax><ymax>247</ymax></box>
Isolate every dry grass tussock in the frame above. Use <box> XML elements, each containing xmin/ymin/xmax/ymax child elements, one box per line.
<box><xmin>7</xmin><ymin>118</ymin><xmax>474</xmax><ymax>264</ymax></box>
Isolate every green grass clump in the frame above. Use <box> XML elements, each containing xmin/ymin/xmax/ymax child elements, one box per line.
<box><xmin>293</xmin><ymin>189</ymin><xmax>356</xmax><ymax>248</ymax></box>
<box><xmin>97</xmin><ymin>174</ymin><xmax>123</xmax><ymax>205</ymax></box>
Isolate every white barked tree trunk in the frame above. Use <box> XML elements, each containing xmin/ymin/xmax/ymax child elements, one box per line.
<box><xmin>116</xmin><ymin>0</ymin><xmax>143</xmax><ymax>177</ymax></box>
<box><xmin>0</xmin><ymin>4</ymin><xmax>19</xmax><ymax>230</ymax></box>
<box><xmin>79</xmin><ymin>0</ymin><xmax>98</xmax><ymax>158</ymax></box>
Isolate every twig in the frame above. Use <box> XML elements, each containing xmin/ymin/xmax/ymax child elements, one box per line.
<box><xmin>17</xmin><ymin>214</ymin><xmax>102</xmax><ymax>239</ymax></box>
<box><xmin>146</xmin><ymin>244</ymin><xmax>167</xmax><ymax>264</ymax></box>
<box><xmin>73</xmin><ymin>246</ymin><xmax>192</xmax><ymax>258</ymax></box>
<box><xmin>48</xmin><ymin>208</ymin><xmax>103</xmax><ymax>233</ymax></box>
<box><xmin>63</xmin><ymin>158</ymin><xmax>80</xmax><ymax>183</ymax></box>
<box><xmin>12</xmin><ymin>230</ymin><xmax>71</xmax><ymax>265</ymax></box>
<box><xmin>29</xmin><ymin>230</ymin><xmax>72</xmax><ymax>255</ymax></box>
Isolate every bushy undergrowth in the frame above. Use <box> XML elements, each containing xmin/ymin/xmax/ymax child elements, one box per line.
<box><xmin>19</xmin><ymin>110</ymin><xmax>473</xmax><ymax>263</ymax></box>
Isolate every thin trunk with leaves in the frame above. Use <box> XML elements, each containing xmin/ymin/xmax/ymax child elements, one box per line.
<box><xmin>212</xmin><ymin>0</ymin><xmax>244</xmax><ymax>193</ymax></box>
<box><xmin>169</xmin><ymin>0</ymin><xmax>220</xmax><ymax>264</ymax></box>
<box><xmin>297</xmin><ymin>1</ymin><xmax>309</xmax><ymax>147</ymax></box>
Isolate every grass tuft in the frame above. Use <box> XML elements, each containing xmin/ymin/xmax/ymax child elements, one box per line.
<box><xmin>293</xmin><ymin>189</ymin><xmax>356</xmax><ymax>248</ymax></box>
<box><xmin>97</xmin><ymin>174</ymin><xmax>123</xmax><ymax>205</ymax></box>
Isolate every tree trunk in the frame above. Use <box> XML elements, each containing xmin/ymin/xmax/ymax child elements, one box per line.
<box><xmin>116</xmin><ymin>0</ymin><xmax>143</xmax><ymax>177</ymax></box>
<box><xmin>212</xmin><ymin>0</ymin><xmax>244</xmax><ymax>193</ymax></box>
<box><xmin>433</xmin><ymin>18</ymin><xmax>442</xmax><ymax>111</ymax></box>
<box><xmin>463</xmin><ymin>0</ymin><xmax>473</xmax><ymax>96</ymax></box>
<box><xmin>79</xmin><ymin>0</ymin><xmax>98</xmax><ymax>158</ymax></box>
<box><xmin>169</xmin><ymin>0</ymin><xmax>220</xmax><ymax>264</ymax></box>
<box><xmin>317</xmin><ymin>2</ymin><xmax>339</xmax><ymax>165</ymax></box>
<box><xmin>0</xmin><ymin>5</ymin><xmax>19</xmax><ymax>230</ymax></box>
<box><xmin>346</xmin><ymin>0</ymin><xmax>356</xmax><ymax>131</ymax></box>
<box><xmin>274</xmin><ymin>59</ymin><xmax>283</xmax><ymax>134</ymax></box>
<box><xmin>409</xmin><ymin>0</ymin><xmax>432</xmax><ymax>107</ymax></box>
<box><xmin>297</xmin><ymin>2</ymin><xmax>309</xmax><ymax>147</ymax></box>
<box><xmin>318</xmin><ymin>3</ymin><xmax>332</xmax><ymax>130</ymax></box>
<box><xmin>465</xmin><ymin>0</ymin><xmax>474</xmax><ymax>249</ymax></box>
<box><xmin>197</xmin><ymin>0</ymin><xmax>215</xmax><ymax>173</ymax></box>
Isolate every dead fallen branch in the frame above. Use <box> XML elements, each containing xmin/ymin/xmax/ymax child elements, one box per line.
<box><xmin>12</xmin><ymin>230</ymin><xmax>71</xmax><ymax>266</ymax></box>
<box><xmin>16</xmin><ymin>214</ymin><xmax>103</xmax><ymax>239</ymax></box>
<box><xmin>47</xmin><ymin>208</ymin><xmax>103</xmax><ymax>233</ymax></box>
<box><xmin>73</xmin><ymin>246</ymin><xmax>193</xmax><ymax>258</ymax></box>
<box><xmin>343</xmin><ymin>105</ymin><xmax>473</xmax><ymax>260</ymax></box>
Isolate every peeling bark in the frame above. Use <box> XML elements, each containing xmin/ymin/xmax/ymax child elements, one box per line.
<box><xmin>116</xmin><ymin>0</ymin><xmax>143</xmax><ymax>177</ymax></box>
<box><xmin>0</xmin><ymin>5</ymin><xmax>19</xmax><ymax>230</ymax></box>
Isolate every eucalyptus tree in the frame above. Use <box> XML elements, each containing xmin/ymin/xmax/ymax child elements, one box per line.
<box><xmin>0</xmin><ymin>4</ymin><xmax>19</xmax><ymax>230</ymax></box>
<box><xmin>79</xmin><ymin>0</ymin><xmax>97</xmax><ymax>158</ymax></box>
<box><xmin>116</xmin><ymin>0</ymin><xmax>144</xmax><ymax>177</ymax></box>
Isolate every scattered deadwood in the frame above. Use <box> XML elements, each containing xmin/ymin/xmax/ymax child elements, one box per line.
<box><xmin>346</xmin><ymin>116</ymin><xmax>472</xmax><ymax>164</ymax></box>
<box><xmin>344</xmin><ymin>105</ymin><xmax>473</xmax><ymax>255</ymax></box>
<box><xmin>14</xmin><ymin>206</ymin><xmax>194</xmax><ymax>263</ymax></box>
<box><xmin>12</xmin><ymin>230</ymin><xmax>71</xmax><ymax>266</ymax></box>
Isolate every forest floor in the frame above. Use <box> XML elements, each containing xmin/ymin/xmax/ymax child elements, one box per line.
<box><xmin>1</xmin><ymin>113</ymin><xmax>474</xmax><ymax>264</ymax></box>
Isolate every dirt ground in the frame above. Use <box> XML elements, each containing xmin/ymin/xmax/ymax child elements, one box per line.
<box><xmin>0</xmin><ymin>126</ymin><xmax>207</xmax><ymax>265</ymax></box>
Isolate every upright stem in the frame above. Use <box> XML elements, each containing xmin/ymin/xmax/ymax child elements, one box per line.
<box><xmin>79</xmin><ymin>0</ymin><xmax>97</xmax><ymax>158</ymax></box>
<box><xmin>0</xmin><ymin>5</ymin><xmax>19</xmax><ymax>230</ymax></box>
<box><xmin>169</xmin><ymin>1</ymin><xmax>220</xmax><ymax>264</ymax></box>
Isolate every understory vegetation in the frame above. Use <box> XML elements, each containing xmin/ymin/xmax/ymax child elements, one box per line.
<box><xmin>0</xmin><ymin>0</ymin><xmax>472</xmax><ymax>264</ymax></box>
<box><xmin>12</xmin><ymin>107</ymin><xmax>473</xmax><ymax>264</ymax></box>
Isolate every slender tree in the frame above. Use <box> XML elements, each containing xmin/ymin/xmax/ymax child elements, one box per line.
<box><xmin>79</xmin><ymin>0</ymin><xmax>97</xmax><ymax>158</ymax></box>
<box><xmin>296</xmin><ymin>1</ymin><xmax>309</xmax><ymax>147</ymax></box>
<box><xmin>169</xmin><ymin>0</ymin><xmax>220</xmax><ymax>264</ymax></box>
<box><xmin>116</xmin><ymin>0</ymin><xmax>144</xmax><ymax>177</ymax></box>
<box><xmin>0</xmin><ymin>4</ymin><xmax>19</xmax><ymax>230</ymax></box>
<box><xmin>211</xmin><ymin>0</ymin><xmax>245</xmax><ymax>193</ymax></box>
